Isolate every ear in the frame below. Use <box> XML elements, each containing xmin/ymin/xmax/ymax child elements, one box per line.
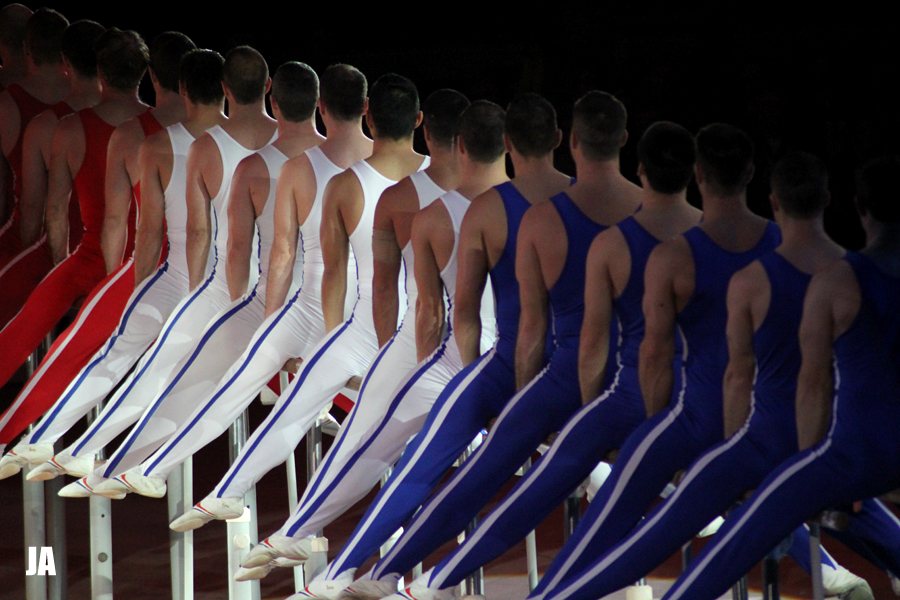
<box><xmin>694</xmin><ymin>164</ymin><xmax>705</xmax><ymax>186</ymax></box>
<box><xmin>743</xmin><ymin>163</ymin><xmax>755</xmax><ymax>186</ymax></box>
<box><xmin>620</xmin><ymin>129</ymin><xmax>628</xmax><ymax>148</ymax></box>
<box><xmin>569</xmin><ymin>129</ymin><xmax>579</xmax><ymax>152</ymax></box>
<box><xmin>264</xmin><ymin>76</ymin><xmax>272</xmax><ymax>95</ymax></box>
<box><xmin>769</xmin><ymin>192</ymin><xmax>781</xmax><ymax>215</ymax></box>
<box><xmin>637</xmin><ymin>162</ymin><xmax>646</xmax><ymax>180</ymax></box>
<box><xmin>504</xmin><ymin>133</ymin><xmax>514</xmax><ymax>154</ymax></box>
<box><xmin>148</xmin><ymin>66</ymin><xmax>159</xmax><ymax>85</ymax></box>
<box><xmin>457</xmin><ymin>135</ymin><xmax>466</xmax><ymax>156</ymax></box>
<box><xmin>270</xmin><ymin>96</ymin><xmax>280</xmax><ymax>118</ymax></box>
<box><xmin>552</xmin><ymin>128</ymin><xmax>563</xmax><ymax>150</ymax></box>
<box><xmin>414</xmin><ymin>110</ymin><xmax>423</xmax><ymax>128</ymax></box>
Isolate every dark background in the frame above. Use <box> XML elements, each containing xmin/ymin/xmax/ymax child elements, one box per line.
<box><xmin>36</xmin><ymin>4</ymin><xmax>900</xmax><ymax>249</ymax></box>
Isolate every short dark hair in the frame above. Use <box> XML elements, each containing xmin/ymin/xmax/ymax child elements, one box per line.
<box><xmin>856</xmin><ymin>155</ymin><xmax>900</xmax><ymax>223</ymax></box>
<box><xmin>24</xmin><ymin>8</ymin><xmax>67</xmax><ymax>66</ymax></box>
<box><xmin>95</xmin><ymin>28</ymin><xmax>148</xmax><ymax>92</ymax></box>
<box><xmin>320</xmin><ymin>64</ymin><xmax>366</xmax><ymax>122</ymax></box>
<box><xmin>771</xmin><ymin>152</ymin><xmax>829</xmax><ymax>219</ymax></box>
<box><xmin>368</xmin><ymin>73</ymin><xmax>419</xmax><ymax>141</ymax></box>
<box><xmin>422</xmin><ymin>89</ymin><xmax>469</xmax><ymax>150</ymax></box>
<box><xmin>180</xmin><ymin>49</ymin><xmax>224</xmax><ymax>106</ymax></box>
<box><xmin>272</xmin><ymin>62</ymin><xmax>318</xmax><ymax>122</ymax></box>
<box><xmin>695</xmin><ymin>123</ymin><xmax>755</xmax><ymax>195</ymax></box>
<box><xmin>637</xmin><ymin>122</ymin><xmax>696</xmax><ymax>194</ymax></box>
<box><xmin>572</xmin><ymin>91</ymin><xmax>627</xmax><ymax>161</ymax></box>
<box><xmin>150</xmin><ymin>32</ymin><xmax>195</xmax><ymax>94</ymax></box>
<box><xmin>0</xmin><ymin>4</ymin><xmax>32</xmax><ymax>54</ymax></box>
<box><xmin>459</xmin><ymin>100</ymin><xmax>506</xmax><ymax>164</ymax></box>
<box><xmin>223</xmin><ymin>45</ymin><xmax>268</xmax><ymax>105</ymax></box>
<box><xmin>506</xmin><ymin>93</ymin><xmax>559</xmax><ymax>158</ymax></box>
<box><xmin>61</xmin><ymin>20</ymin><xmax>104</xmax><ymax>79</ymax></box>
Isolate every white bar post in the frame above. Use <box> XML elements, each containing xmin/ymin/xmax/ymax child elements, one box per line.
<box><xmin>227</xmin><ymin>410</ymin><xmax>260</xmax><ymax>600</ymax></box>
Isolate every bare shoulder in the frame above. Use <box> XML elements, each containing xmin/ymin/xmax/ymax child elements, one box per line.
<box><xmin>282</xmin><ymin>151</ymin><xmax>312</xmax><ymax>178</ymax></box>
<box><xmin>730</xmin><ymin>260</ymin><xmax>768</xmax><ymax>299</ymax></box>
<box><xmin>0</xmin><ymin>89</ymin><xmax>15</xmax><ymax>114</ymax></box>
<box><xmin>650</xmin><ymin>235</ymin><xmax>692</xmax><ymax>269</ymax></box>
<box><xmin>590</xmin><ymin>225</ymin><xmax>627</xmax><ymax>260</ymax></box>
<box><xmin>25</xmin><ymin>109</ymin><xmax>57</xmax><ymax>136</ymax></box>
<box><xmin>521</xmin><ymin>199</ymin><xmax>562</xmax><ymax>235</ymax></box>
<box><xmin>325</xmin><ymin>167</ymin><xmax>363</xmax><ymax>202</ymax></box>
<box><xmin>377</xmin><ymin>176</ymin><xmax>415</xmax><ymax>212</ymax></box>
<box><xmin>808</xmin><ymin>258</ymin><xmax>859</xmax><ymax>310</ymax></box>
<box><xmin>141</xmin><ymin>127</ymin><xmax>173</xmax><ymax>160</ymax></box>
<box><xmin>468</xmin><ymin>187</ymin><xmax>504</xmax><ymax>220</ymax></box>
<box><xmin>416</xmin><ymin>196</ymin><xmax>450</xmax><ymax>228</ymax></box>
<box><xmin>235</xmin><ymin>152</ymin><xmax>266</xmax><ymax>179</ymax></box>
<box><xmin>54</xmin><ymin>111</ymin><xmax>84</xmax><ymax>139</ymax></box>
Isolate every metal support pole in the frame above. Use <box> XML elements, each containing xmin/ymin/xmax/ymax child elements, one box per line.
<box><xmin>762</xmin><ymin>553</ymin><xmax>779</xmax><ymax>600</ymax></box>
<box><xmin>460</xmin><ymin>443</ymin><xmax>483</xmax><ymax>597</ymax></box>
<box><xmin>168</xmin><ymin>457</ymin><xmax>194</xmax><ymax>600</ymax></box>
<box><xmin>564</xmin><ymin>495</ymin><xmax>580</xmax><ymax>541</ymax></box>
<box><xmin>731</xmin><ymin>576</ymin><xmax>749</xmax><ymax>600</ymax></box>
<box><xmin>303</xmin><ymin>415</ymin><xmax>328</xmax><ymax>585</ymax></box>
<box><xmin>23</xmin><ymin>431</ymin><xmax>47</xmax><ymax>600</ymax></box>
<box><xmin>809</xmin><ymin>523</ymin><xmax>825</xmax><ymax>600</ymax></box>
<box><xmin>86</xmin><ymin>404</ymin><xmax>112</xmax><ymax>600</ymax></box>
<box><xmin>227</xmin><ymin>409</ymin><xmax>260</xmax><ymax>600</ymax></box>
<box><xmin>45</xmin><ymin>464</ymin><xmax>67</xmax><ymax>600</ymax></box>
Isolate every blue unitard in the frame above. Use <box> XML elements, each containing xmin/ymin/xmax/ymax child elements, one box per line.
<box><xmin>662</xmin><ymin>252</ymin><xmax>900</xmax><ymax>600</ymax></box>
<box><xmin>540</xmin><ymin>250</ymin><xmax>900</xmax><ymax>600</ymax></box>
<box><xmin>425</xmin><ymin>216</ymin><xmax>665</xmax><ymax>589</ymax></box>
<box><xmin>366</xmin><ymin>191</ymin><xmax>611</xmax><ymax>580</ymax></box>
<box><xmin>323</xmin><ymin>181</ymin><xmax>544</xmax><ymax>578</ymax></box>
<box><xmin>529</xmin><ymin>222</ymin><xmax>782</xmax><ymax>598</ymax></box>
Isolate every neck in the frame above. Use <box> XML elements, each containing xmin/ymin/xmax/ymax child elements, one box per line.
<box><xmin>186</xmin><ymin>100</ymin><xmax>226</xmax><ymax>125</ymax></box>
<box><xmin>510</xmin><ymin>152</ymin><xmax>558</xmax><ymax>179</ymax></box>
<box><xmin>99</xmin><ymin>85</ymin><xmax>140</xmax><ymax>104</ymax></box>
<box><xmin>371</xmin><ymin>135</ymin><xmax>414</xmax><ymax>157</ymax></box>
<box><xmin>698</xmin><ymin>189</ymin><xmax>751</xmax><ymax>221</ymax></box>
<box><xmin>67</xmin><ymin>75</ymin><xmax>101</xmax><ymax>110</ymax></box>
<box><xmin>864</xmin><ymin>220</ymin><xmax>900</xmax><ymax>254</ymax></box>
<box><xmin>227</xmin><ymin>99</ymin><xmax>268</xmax><ymax>121</ymax></box>
<box><xmin>640</xmin><ymin>187</ymin><xmax>688</xmax><ymax>211</ymax></box>
<box><xmin>574</xmin><ymin>155</ymin><xmax>622</xmax><ymax>186</ymax></box>
<box><xmin>152</xmin><ymin>88</ymin><xmax>187</xmax><ymax>122</ymax></box>
<box><xmin>778</xmin><ymin>215</ymin><xmax>829</xmax><ymax>248</ymax></box>
<box><xmin>424</xmin><ymin>145</ymin><xmax>460</xmax><ymax>190</ymax></box>
<box><xmin>276</xmin><ymin>116</ymin><xmax>318</xmax><ymax>139</ymax></box>
<box><xmin>457</xmin><ymin>158</ymin><xmax>509</xmax><ymax>200</ymax></box>
<box><xmin>323</xmin><ymin>115</ymin><xmax>365</xmax><ymax>139</ymax></box>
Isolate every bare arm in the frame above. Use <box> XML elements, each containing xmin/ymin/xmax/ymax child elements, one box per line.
<box><xmin>795</xmin><ymin>265</ymin><xmax>856</xmax><ymax>450</ymax></box>
<box><xmin>134</xmin><ymin>134</ymin><xmax>167</xmax><ymax>285</ymax></box>
<box><xmin>722</xmin><ymin>265</ymin><xmax>763</xmax><ymax>438</ymax></box>
<box><xmin>412</xmin><ymin>209</ymin><xmax>445</xmax><ymax>362</ymax></box>
<box><xmin>226</xmin><ymin>156</ymin><xmax>260</xmax><ymax>301</ymax></box>
<box><xmin>514</xmin><ymin>210</ymin><xmax>550</xmax><ymax>390</ymax></box>
<box><xmin>102</xmin><ymin>125</ymin><xmax>139</xmax><ymax>273</ymax></box>
<box><xmin>372</xmin><ymin>184</ymin><xmax>405</xmax><ymax>348</ymax></box>
<box><xmin>579</xmin><ymin>234</ymin><xmax>616</xmax><ymax>404</ymax></box>
<box><xmin>454</xmin><ymin>200</ymin><xmax>491</xmax><ymax>367</ymax></box>
<box><xmin>320</xmin><ymin>174</ymin><xmax>355</xmax><ymax>333</ymax></box>
<box><xmin>19</xmin><ymin>112</ymin><xmax>53</xmax><ymax>246</ymax></box>
<box><xmin>639</xmin><ymin>244</ymin><xmax>680</xmax><ymax>417</ymax></box>
<box><xmin>264</xmin><ymin>160</ymin><xmax>301</xmax><ymax>317</ymax></box>
<box><xmin>185</xmin><ymin>136</ymin><xmax>216</xmax><ymax>291</ymax></box>
<box><xmin>46</xmin><ymin>117</ymin><xmax>78</xmax><ymax>264</ymax></box>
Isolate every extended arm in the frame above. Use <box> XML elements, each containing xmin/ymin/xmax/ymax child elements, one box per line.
<box><xmin>226</xmin><ymin>156</ymin><xmax>259</xmax><ymax>301</ymax></box>
<box><xmin>134</xmin><ymin>135</ymin><xmax>167</xmax><ymax>285</ymax></box>
<box><xmin>101</xmin><ymin>126</ymin><xmax>138</xmax><ymax>273</ymax></box>
<box><xmin>639</xmin><ymin>244</ymin><xmax>679</xmax><ymax>417</ymax></box>
<box><xmin>454</xmin><ymin>203</ymin><xmax>491</xmax><ymax>367</ymax></box>
<box><xmin>320</xmin><ymin>175</ymin><xmax>353</xmax><ymax>333</ymax></box>
<box><xmin>722</xmin><ymin>265</ymin><xmax>761</xmax><ymax>438</ymax></box>
<box><xmin>46</xmin><ymin>119</ymin><xmax>77</xmax><ymax>264</ymax></box>
<box><xmin>796</xmin><ymin>269</ymin><xmax>844</xmax><ymax>451</ymax></box>
<box><xmin>514</xmin><ymin>212</ymin><xmax>550</xmax><ymax>390</ymax></box>
<box><xmin>412</xmin><ymin>210</ymin><xmax>445</xmax><ymax>362</ymax></box>
<box><xmin>264</xmin><ymin>162</ymin><xmax>301</xmax><ymax>317</ymax></box>
<box><xmin>579</xmin><ymin>235</ymin><xmax>615</xmax><ymax>404</ymax></box>
<box><xmin>372</xmin><ymin>188</ymin><xmax>403</xmax><ymax>347</ymax></box>
<box><xmin>185</xmin><ymin>136</ymin><xmax>215</xmax><ymax>291</ymax></box>
<box><xmin>19</xmin><ymin>113</ymin><xmax>53</xmax><ymax>246</ymax></box>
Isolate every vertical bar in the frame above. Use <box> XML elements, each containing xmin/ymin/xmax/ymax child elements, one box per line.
<box><xmin>303</xmin><ymin>416</ymin><xmax>327</xmax><ymax>585</ymax></box>
<box><xmin>23</xmin><ymin>438</ymin><xmax>47</xmax><ymax>600</ymax></box>
<box><xmin>88</xmin><ymin>404</ymin><xmax>112</xmax><ymax>600</ymax></box>
<box><xmin>731</xmin><ymin>576</ymin><xmax>749</xmax><ymax>600</ymax></box>
<box><xmin>461</xmin><ymin>443</ymin><xmax>483</xmax><ymax>596</ymax></box>
<box><xmin>227</xmin><ymin>410</ymin><xmax>259</xmax><ymax>600</ymax></box>
<box><xmin>762</xmin><ymin>554</ymin><xmax>779</xmax><ymax>600</ymax></box>
<box><xmin>168</xmin><ymin>459</ymin><xmax>194</xmax><ymax>600</ymax></box>
<box><xmin>809</xmin><ymin>523</ymin><xmax>825</xmax><ymax>600</ymax></box>
<box><xmin>45</xmin><ymin>468</ymin><xmax>67</xmax><ymax>600</ymax></box>
<box><xmin>681</xmin><ymin>541</ymin><xmax>692</xmax><ymax>571</ymax></box>
<box><xmin>564</xmin><ymin>495</ymin><xmax>580</xmax><ymax>541</ymax></box>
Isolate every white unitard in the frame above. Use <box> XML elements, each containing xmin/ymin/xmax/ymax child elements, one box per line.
<box><xmin>208</xmin><ymin>157</ymin><xmax>429</xmax><ymax>500</ymax></box>
<box><xmin>139</xmin><ymin>146</ymin><xmax>347</xmax><ymax>480</ymax></box>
